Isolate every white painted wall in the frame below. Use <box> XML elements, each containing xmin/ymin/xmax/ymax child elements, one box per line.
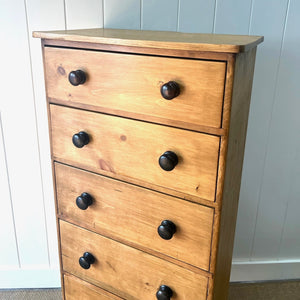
<box><xmin>0</xmin><ymin>0</ymin><xmax>299</xmax><ymax>288</ymax></box>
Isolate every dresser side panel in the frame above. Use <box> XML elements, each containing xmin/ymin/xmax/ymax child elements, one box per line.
<box><xmin>41</xmin><ymin>40</ymin><xmax>66</xmax><ymax>300</ymax></box>
<box><xmin>211</xmin><ymin>47</ymin><xmax>257</xmax><ymax>300</ymax></box>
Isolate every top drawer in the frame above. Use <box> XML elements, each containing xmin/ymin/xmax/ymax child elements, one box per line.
<box><xmin>44</xmin><ymin>47</ymin><xmax>226</xmax><ymax>130</ymax></box>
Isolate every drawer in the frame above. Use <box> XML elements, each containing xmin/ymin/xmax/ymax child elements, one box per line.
<box><xmin>44</xmin><ymin>47</ymin><xmax>226</xmax><ymax>130</ymax></box>
<box><xmin>64</xmin><ymin>273</ymin><xmax>122</xmax><ymax>300</ymax></box>
<box><xmin>60</xmin><ymin>220</ymin><xmax>209</xmax><ymax>300</ymax></box>
<box><xmin>55</xmin><ymin>163</ymin><xmax>214</xmax><ymax>271</ymax></box>
<box><xmin>50</xmin><ymin>105</ymin><xmax>220</xmax><ymax>202</ymax></box>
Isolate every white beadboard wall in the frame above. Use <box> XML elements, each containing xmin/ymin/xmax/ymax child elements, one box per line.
<box><xmin>0</xmin><ymin>0</ymin><xmax>299</xmax><ymax>288</ymax></box>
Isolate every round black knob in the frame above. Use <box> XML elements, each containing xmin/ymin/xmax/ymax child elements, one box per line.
<box><xmin>79</xmin><ymin>252</ymin><xmax>95</xmax><ymax>269</ymax></box>
<box><xmin>159</xmin><ymin>151</ymin><xmax>178</xmax><ymax>171</ymax></box>
<box><xmin>160</xmin><ymin>81</ymin><xmax>180</xmax><ymax>100</ymax></box>
<box><xmin>76</xmin><ymin>192</ymin><xmax>93</xmax><ymax>210</ymax></box>
<box><xmin>72</xmin><ymin>131</ymin><xmax>89</xmax><ymax>148</ymax></box>
<box><xmin>158</xmin><ymin>220</ymin><xmax>176</xmax><ymax>240</ymax></box>
<box><xmin>68</xmin><ymin>70</ymin><xmax>86</xmax><ymax>86</ymax></box>
<box><xmin>156</xmin><ymin>285</ymin><xmax>173</xmax><ymax>300</ymax></box>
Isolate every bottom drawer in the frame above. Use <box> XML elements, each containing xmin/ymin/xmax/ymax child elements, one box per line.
<box><xmin>64</xmin><ymin>273</ymin><xmax>122</xmax><ymax>300</ymax></box>
<box><xmin>60</xmin><ymin>220</ymin><xmax>208</xmax><ymax>300</ymax></box>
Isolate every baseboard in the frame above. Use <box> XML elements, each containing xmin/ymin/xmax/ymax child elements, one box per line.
<box><xmin>0</xmin><ymin>267</ymin><xmax>60</xmax><ymax>288</ymax></box>
<box><xmin>230</xmin><ymin>260</ymin><xmax>300</xmax><ymax>282</ymax></box>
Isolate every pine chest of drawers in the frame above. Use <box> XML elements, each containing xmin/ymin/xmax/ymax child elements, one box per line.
<box><xmin>34</xmin><ymin>29</ymin><xmax>263</xmax><ymax>300</ymax></box>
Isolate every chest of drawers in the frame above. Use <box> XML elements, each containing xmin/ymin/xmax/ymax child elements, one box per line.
<box><xmin>34</xmin><ymin>29</ymin><xmax>263</xmax><ymax>300</ymax></box>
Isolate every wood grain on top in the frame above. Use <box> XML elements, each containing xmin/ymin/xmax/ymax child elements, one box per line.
<box><xmin>33</xmin><ymin>28</ymin><xmax>263</xmax><ymax>53</ymax></box>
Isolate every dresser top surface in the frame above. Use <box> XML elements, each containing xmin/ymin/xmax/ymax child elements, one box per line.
<box><xmin>33</xmin><ymin>28</ymin><xmax>263</xmax><ymax>54</ymax></box>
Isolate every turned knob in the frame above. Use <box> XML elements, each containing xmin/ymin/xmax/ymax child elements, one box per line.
<box><xmin>68</xmin><ymin>70</ymin><xmax>86</xmax><ymax>86</ymax></box>
<box><xmin>79</xmin><ymin>252</ymin><xmax>95</xmax><ymax>269</ymax></box>
<box><xmin>158</xmin><ymin>151</ymin><xmax>178</xmax><ymax>171</ymax></box>
<box><xmin>72</xmin><ymin>131</ymin><xmax>89</xmax><ymax>148</ymax></box>
<box><xmin>160</xmin><ymin>81</ymin><xmax>180</xmax><ymax>100</ymax></box>
<box><xmin>158</xmin><ymin>220</ymin><xmax>176</xmax><ymax>240</ymax></box>
<box><xmin>156</xmin><ymin>285</ymin><xmax>173</xmax><ymax>300</ymax></box>
<box><xmin>76</xmin><ymin>192</ymin><xmax>93</xmax><ymax>210</ymax></box>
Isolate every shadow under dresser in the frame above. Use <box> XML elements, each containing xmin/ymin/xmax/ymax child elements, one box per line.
<box><xmin>33</xmin><ymin>28</ymin><xmax>263</xmax><ymax>300</ymax></box>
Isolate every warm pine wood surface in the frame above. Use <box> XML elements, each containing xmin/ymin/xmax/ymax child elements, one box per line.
<box><xmin>50</xmin><ymin>105</ymin><xmax>220</xmax><ymax>203</ymax></box>
<box><xmin>36</xmin><ymin>27</ymin><xmax>263</xmax><ymax>300</ymax></box>
<box><xmin>210</xmin><ymin>48</ymin><xmax>257</xmax><ymax>300</ymax></box>
<box><xmin>33</xmin><ymin>28</ymin><xmax>263</xmax><ymax>53</ymax></box>
<box><xmin>64</xmin><ymin>274</ymin><xmax>122</xmax><ymax>300</ymax></box>
<box><xmin>43</xmin><ymin>38</ymin><xmax>233</xmax><ymax>63</ymax></box>
<box><xmin>44</xmin><ymin>46</ymin><xmax>226</xmax><ymax>130</ymax></box>
<box><xmin>60</xmin><ymin>220</ymin><xmax>209</xmax><ymax>300</ymax></box>
<box><xmin>55</xmin><ymin>163</ymin><xmax>214</xmax><ymax>271</ymax></box>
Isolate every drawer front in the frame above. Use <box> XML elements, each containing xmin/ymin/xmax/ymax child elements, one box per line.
<box><xmin>64</xmin><ymin>274</ymin><xmax>123</xmax><ymax>300</ymax></box>
<box><xmin>56</xmin><ymin>163</ymin><xmax>214</xmax><ymax>271</ymax></box>
<box><xmin>45</xmin><ymin>47</ymin><xmax>226</xmax><ymax>129</ymax></box>
<box><xmin>50</xmin><ymin>105</ymin><xmax>220</xmax><ymax>202</ymax></box>
<box><xmin>60</xmin><ymin>221</ymin><xmax>208</xmax><ymax>300</ymax></box>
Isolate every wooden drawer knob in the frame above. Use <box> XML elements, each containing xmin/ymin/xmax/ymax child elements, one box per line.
<box><xmin>79</xmin><ymin>252</ymin><xmax>95</xmax><ymax>269</ymax></box>
<box><xmin>160</xmin><ymin>81</ymin><xmax>180</xmax><ymax>100</ymax></box>
<box><xmin>156</xmin><ymin>285</ymin><xmax>173</xmax><ymax>300</ymax></box>
<box><xmin>159</xmin><ymin>151</ymin><xmax>178</xmax><ymax>171</ymax></box>
<box><xmin>158</xmin><ymin>220</ymin><xmax>176</xmax><ymax>240</ymax></box>
<box><xmin>76</xmin><ymin>192</ymin><xmax>93</xmax><ymax>210</ymax></box>
<box><xmin>72</xmin><ymin>131</ymin><xmax>89</xmax><ymax>148</ymax></box>
<box><xmin>68</xmin><ymin>70</ymin><xmax>86</xmax><ymax>86</ymax></box>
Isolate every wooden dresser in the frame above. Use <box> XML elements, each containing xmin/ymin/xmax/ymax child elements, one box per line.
<box><xmin>33</xmin><ymin>29</ymin><xmax>263</xmax><ymax>300</ymax></box>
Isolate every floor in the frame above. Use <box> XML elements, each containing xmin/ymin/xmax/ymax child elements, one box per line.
<box><xmin>228</xmin><ymin>280</ymin><xmax>300</xmax><ymax>300</ymax></box>
<box><xmin>0</xmin><ymin>281</ymin><xmax>299</xmax><ymax>299</ymax></box>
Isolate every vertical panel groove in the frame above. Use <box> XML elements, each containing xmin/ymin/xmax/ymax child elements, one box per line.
<box><xmin>247</xmin><ymin>0</ymin><xmax>254</xmax><ymax>34</ymax></box>
<box><xmin>275</xmin><ymin>0</ymin><xmax>293</xmax><ymax>259</ymax></box>
<box><xmin>176</xmin><ymin>0</ymin><xmax>181</xmax><ymax>31</ymax></box>
<box><xmin>249</xmin><ymin>0</ymin><xmax>291</xmax><ymax>260</ymax></box>
<box><xmin>23</xmin><ymin>0</ymin><xmax>51</xmax><ymax>266</ymax></box>
<box><xmin>102</xmin><ymin>0</ymin><xmax>105</xmax><ymax>28</ymax></box>
<box><xmin>140</xmin><ymin>0</ymin><xmax>143</xmax><ymax>29</ymax></box>
<box><xmin>63</xmin><ymin>0</ymin><xmax>67</xmax><ymax>29</ymax></box>
<box><xmin>212</xmin><ymin>0</ymin><xmax>218</xmax><ymax>33</ymax></box>
<box><xmin>0</xmin><ymin>113</ymin><xmax>21</xmax><ymax>268</ymax></box>
<box><xmin>101</xmin><ymin>0</ymin><xmax>104</xmax><ymax>27</ymax></box>
<box><xmin>278</xmin><ymin>195</ymin><xmax>291</xmax><ymax>257</ymax></box>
